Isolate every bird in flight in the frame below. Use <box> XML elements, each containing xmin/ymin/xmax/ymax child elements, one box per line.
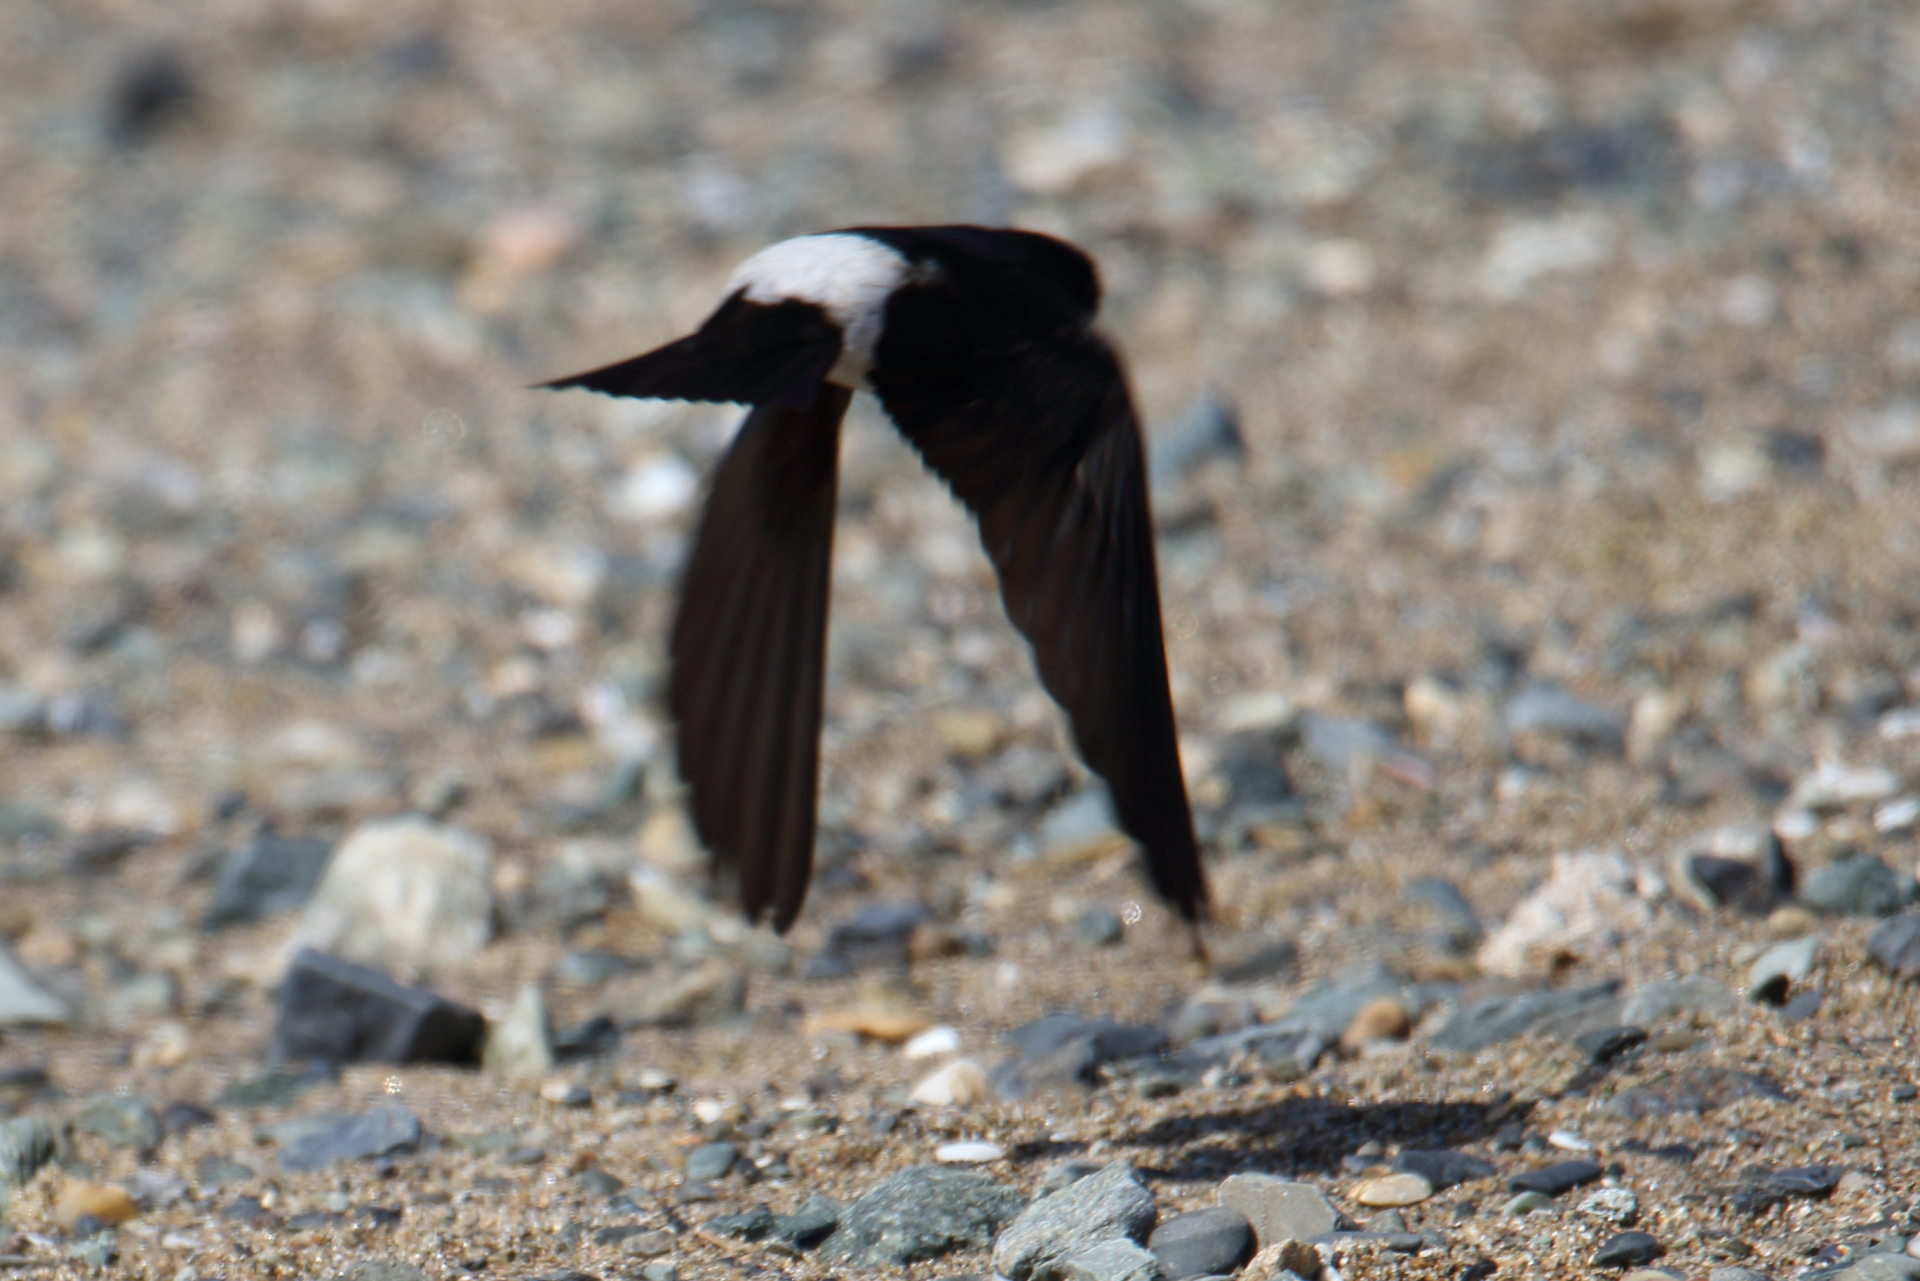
<box><xmin>543</xmin><ymin>225</ymin><xmax>1207</xmax><ymax>934</ymax></box>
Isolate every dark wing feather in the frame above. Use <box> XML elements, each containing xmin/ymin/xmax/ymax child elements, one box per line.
<box><xmin>872</xmin><ymin>328</ymin><xmax>1208</xmax><ymax>921</ymax></box>
<box><xmin>541</xmin><ymin>295</ymin><xmax>843</xmax><ymax>409</ymax></box>
<box><xmin>669</xmin><ymin>383</ymin><xmax>850</xmax><ymax>932</ymax></box>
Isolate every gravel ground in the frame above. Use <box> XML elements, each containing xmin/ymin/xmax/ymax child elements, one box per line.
<box><xmin>4</xmin><ymin>1</ymin><xmax>1920</xmax><ymax>1279</ymax></box>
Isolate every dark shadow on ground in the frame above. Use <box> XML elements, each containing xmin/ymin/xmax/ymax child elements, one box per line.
<box><xmin>1115</xmin><ymin>1095</ymin><xmax>1530</xmax><ymax>1183</ymax></box>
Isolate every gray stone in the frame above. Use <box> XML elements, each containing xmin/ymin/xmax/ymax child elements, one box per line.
<box><xmin>1405</xmin><ymin>877</ymin><xmax>1483</xmax><ymax>941</ymax></box>
<box><xmin>1148</xmin><ymin>1207</ymin><xmax>1255</xmax><ymax>1279</ymax></box>
<box><xmin>202</xmin><ymin>834</ymin><xmax>335</xmax><ymax>929</ymax></box>
<box><xmin>1041</xmin><ymin>1161</ymin><xmax>1107</xmax><ymax>1195</ymax></box>
<box><xmin>1174</xmin><ymin>1025</ymin><xmax>1327</xmax><ymax>1080</ymax></box>
<box><xmin>1062</xmin><ymin>1238</ymin><xmax>1164</xmax><ymax>1281</ymax></box>
<box><xmin>608</xmin><ymin>961</ymin><xmax>748</xmax><ymax>1027</ymax></box>
<box><xmin>330</xmin><ymin>1264</ymin><xmax>429</xmax><ymax>1281</ymax></box>
<box><xmin>196</xmin><ymin>1154</ymin><xmax>256</xmax><ymax>1188</ymax></box>
<box><xmin>1839</xmin><ymin>1258</ymin><xmax>1920</xmax><ymax>1280</ymax></box>
<box><xmin>1707</xmin><ymin>1269</ymin><xmax>1776</xmax><ymax>1281</ymax></box>
<box><xmin>73</xmin><ymin>1094</ymin><xmax>163</xmax><ymax>1152</ymax></box>
<box><xmin>273</xmin><ymin>1105</ymin><xmax>422</xmax><ymax>1172</ymax></box>
<box><xmin>1578</xmin><ymin>1187</ymin><xmax>1639</xmax><ymax>1226</ymax></box>
<box><xmin>1505</xmin><ymin>683</ymin><xmax>1623</xmax><ymax>750</ymax></box>
<box><xmin>995</xmin><ymin>1016</ymin><xmax>1167</xmax><ymax>1097</ymax></box>
<box><xmin>683</xmin><ymin>1141</ymin><xmax>738</xmax><ymax>1181</ymax></box>
<box><xmin>772</xmin><ymin>1195</ymin><xmax>840</xmax><ymax>1248</ymax></box>
<box><xmin>1074</xmin><ymin>907</ymin><xmax>1125</xmax><ymax>948</ymax></box>
<box><xmin>274</xmin><ymin>949</ymin><xmax>486</xmax><ymax>1066</ymax></box>
<box><xmin>1427</xmin><ymin>982</ymin><xmax>1618</xmax><ymax>1051</ymax></box>
<box><xmin>1504</xmin><ymin>1191</ymin><xmax>1555</xmax><ymax>1215</ymax></box>
<box><xmin>1217</xmin><ymin>1174</ymin><xmax>1345</xmax><ymax>1247</ymax></box>
<box><xmin>1391</xmin><ymin>1149</ymin><xmax>1498</xmax><ymax>1190</ymax></box>
<box><xmin>1604</xmin><ymin>1068</ymin><xmax>1789</xmax><ymax>1119</ymax></box>
<box><xmin>1748</xmin><ymin>936</ymin><xmax>1818</xmax><ymax>1005</ymax></box>
<box><xmin>1572</xmin><ymin>1025</ymin><xmax>1647</xmax><ymax>1062</ymax></box>
<box><xmin>1212</xmin><ymin>939</ymin><xmax>1300</xmax><ymax>985</ymax></box>
<box><xmin>805</xmin><ymin>900</ymin><xmax>932</xmax><ymax>978</ymax></box>
<box><xmin>1801</xmin><ymin>851</ymin><xmax>1911</xmax><ymax>916</ymax></box>
<box><xmin>1592</xmin><ymin>1231</ymin><xmax>1661</xmax><ymax>1267</ymax></box>
<box><xmin>0</xmin><ymin>1115</ymin><xmax>57</xmax><ymax>1187</ymax></box>
<box><xmin>818</xmin><ymin>1165</ymin><xmax>1023</xmax><ymax>1266</ymax></box>
<box><xmin>1508</xmin><ymin>1161</ymin><xmax>1602</xmax><ymax>1196</ymax></box>
<box><xmin>993</xmin><ymin>1161</ymin><xmax>1156</xmax><ymax>1281</ymax></box>
<box><xmin>0</xmin><ymin>946</ymin><xmax>71</xmax><ymax>1026</ymax></box>
<box><xmin>482</xmin><ymin>984</ymin><xmax>556</xmax><ymax>1078</ymax></box>
<box><xmin>1868</xmin><ymin>914</ymin><xmax>1920</xmax><ymax>978</ymax></box>
<box><xmin>1618</xmin><ymin>977</ymin><xmax>1737</xmax><ymax>1025</ymax></box>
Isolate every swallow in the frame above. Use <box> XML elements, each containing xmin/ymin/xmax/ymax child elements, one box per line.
<box><xmin>543</xmin><ymin>225</ymin><xmax>1207</xmax><ymax>933</ymax></box>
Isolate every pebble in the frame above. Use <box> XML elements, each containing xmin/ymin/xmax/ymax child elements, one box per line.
<box><xmin>935</xmin><ymin>1141</ymin><xmax>1007</xmax><ymax>1163</ymax></box>
<box><xmin>195</xmin><ymin>1155</ymin><xmax>256</xmax><ymax>1188</ymax></box>
<box><xmin>611</xmin><ymin>960</ymin><xmax>748</xmax><ymax>1027</ymax></box>
<box><xmin>1801</xmin><ymin>851</ymin><xmax>1910</xmax><ymax>917</ymax></box>
<box><xmin>1605</xmin><ymin>1067</ymin><xmax>1789</xmax><ymax>1118</ymax></box>
<box><xmin>1391</xmin><ymin>1150</ymin><xmax>1497</xmax><ymax>1190</ymax></box>
<box><xmin>809</xmin><ymin>1003</ymin><xmax>936</xmax><ymax>1044</ymax></box>
<box><xmin>818</xmin><ymin>1165</ymin><xmax>1024</xmax><ymax>1267</ymax></box>
<box><xmin>1619</xmin><ymin>976</ymin><xmax>1738</xmax><ymax>1025</ymax></box>
<box><xmin>1841</xmin><ymin>1258</ymin><xmax>1920</xmax><ymax>1280</ymax></box>
<box><xmin>1579</xmin><ymin>1187</ymin><xmax>1640</xmax><ymax>1226</ymax></box>
<box><xmin>805</xmin><ymin>901</ymin><xmax>933</xmax><ymax>977</ymax></box>
<box><xmin>288</xmin><ymin>816</ymin><xmax>493</xmax><ymax>976</ymax></box>
<box><xmin>1148</xmin><ymin>1207</ymin><xmax>1256</xmax><ymax>1279</ymax></box>
<box><xmin>1505</xmin><ymin>1191</ymin><xmax>1556</xmax><ymax>1215</ymax></box>
<box><xmin>1218</xmin><ymin>1173</ymin><xmax>1346</xmax><ymax>1246</ymax></box>
<box><xmin>275</xmin><ymin>949</ymin><xmax>486</xmax><ymax>1065</ymax></box>
<box><xmin>1749</xmin><ymin>936</ymin><xmax>1819</xmax><ymax>1004</ymax></box>
<box><xmin>0</xmin><ymin>946</ymin><xmax>72</xmax><ymax>1026</ymax></box>
<box><xmin>1214</xmin><ymin>939</ymin><xmax>1301</xmax><ymax>985</ymax></box>
<box><xmin>1593</xmin><ymin>1231</ymin><xmax>1662</xmax><ymax>1267</ymax></box>
<box><xmin>1668</xmin><ymin>824</ymin><xmax>1792</xmax><ymax>915</ymax></box>
<box><xmin>911</xmin><ymin>1059</ymin><xmax>991</xmax><ymax>1107</ymax></box>
<box><xmin>1573</xmin><ymin>1025</ymin><xmax>1648</xmax><ymax>1063</ymax></box>
<box><xmin>273</xmin><ymin>1105</ymin><xmax>422</xmax><ymax>1173</ymax></box>
<box><xmin>1242</xmin><ymin>1239</ymin><xmax>1323</xmax><ymax>1280</ymax></box>
<box><xmin>1547</xmin><ymin>1130</ymin><xmax>1592</xmax><ymax>1151</ymax></box>
<box><xmin>1350</xmin><ymin>1173</ymin><xmax>1431</xmax><ymax>1206</ymax></box>
<box><xmin>904</xmin><ymin>1025</ymin><xmax>962</xmax><ymax>1059</ymax></box>
<box><xmin>0</xmin><ymin>1115</ymin><xmax>56</xmax><ymax>1188</ymax></box>
<box><xmin>1061</xmin><ymin>1238</ymin><xmax>1163</xmax><ymax>1281</ymax></box>
<box><xmin>1706</xmin><ymin>1269</ymin><xmax>1776</xmax><ymax>1281</ymax></box>
<box><xmin>483</xmin><ymin>984</ymin><xmax>557</xmax><ymax>1079</ymax></box>
<box><xmin>1429</xmin><ymin>981</ymin><xmax>1619</xmax><ymax>1052</ymax></box>
<box><xmin>1073</xmin><ymin>907</ymin><xmax>1126</xmax><ymax>948</ymax></box>
<box><xmin>74</xmin><ymin>1094</ymin><xmax>164</xmax><ymax>1153</ymax></box>
<box><xmin>995</xmin><ymin>1015</ymin><xmax>1168</xmax><ymax>1096</ymax></box>
<box><xmin>539</xmin><ymin>1081</ymin><xmax>591</xmax><ymax>1107</ymax></box>
<box><xmin>1867</xmin><ymin>914</ymin><xmax>1920</xmax><ymax>978</ymax></box>
<box><xmin>992</xmin><ymin>1161</ymin><xmax>1157</xmax><ymax>1281</ymax></box>
<box><xmin>202</xmin><ymin>834</ymin><xmax>335</xmax><ymax>929</ymax></box>
<box><xmin>54</xmin><ymin>1178</ymin><xmax>138</xmax><ymax>1228</ymax></box>
<box><xmin>683</xmin><ymin>1141</ymin><xmax>738</xmax><ymax>1181</ymax></box>
<box><xmin>1508</xmin><ymin>1160</ymin><xmax>1602</xmax><ymax>1196</ymax></box>
<box><xmin>1338</xmin><ymin>996</ymin><xmax>1411</xmax><ymax>1052</ymax></box>
<box><xmin>1476</xmin><ymin>849</ymin><xmax>1649</xmax><ymax>977</ymax></box>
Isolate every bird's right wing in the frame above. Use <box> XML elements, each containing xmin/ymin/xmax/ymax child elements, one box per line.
<box><xmin>871</xmin><ymin>325</ymin><xmax>1208</xmax><ymax>923</ymax></box>
<box><xmin>669</xmin><ymin>383</ymin><xmax>851</xmax><ymax>933</ymax></box>
<box><xmin>541</xmin><ymin>294</ymin><xmax>844</xmax><ymax>410</ymax></box>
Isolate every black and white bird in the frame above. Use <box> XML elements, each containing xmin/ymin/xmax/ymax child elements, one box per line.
<box><xmin>543</xmin><ymin>225</ymin><xmax>1207</xmax><ymax>934</ymax></box>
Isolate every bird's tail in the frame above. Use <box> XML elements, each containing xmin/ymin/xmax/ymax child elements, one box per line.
<box><xmin>539</xmin><ymin>293</ymin><xmax>844</xmax><ymax>410</ymax></box>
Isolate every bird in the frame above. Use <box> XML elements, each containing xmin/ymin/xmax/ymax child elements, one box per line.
<box><xmin>542</xmin><ymin>225</ymin><xmax>1207</xmax><ymax>936</ymax></box>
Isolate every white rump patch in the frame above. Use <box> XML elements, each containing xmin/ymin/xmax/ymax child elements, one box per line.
<box><xmin>727</xmin><ymin>233</ymin><xmax>911</xmax><ymax>388</ymax></box>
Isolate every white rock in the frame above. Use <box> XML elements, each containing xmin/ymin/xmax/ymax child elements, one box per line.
<box><xmin>934</xmin><ymin>1140</ymin><xmax>1006</xmax><ymax>1163</ymax></box>
<box><xmin>608</xmin><ymin>453</ymin><xmax>699</xmax><ymax>523</ymax></box>
<box><xmin>903</xmin><ymin>1024</ymin><xmax>962</xmax><ymax>1059</ymax></box>
<box><xmin>1477</xmin><ymin>848</ymin><xmax>1652</xmax><ymax>978</ymax></box>
<box><xmin>286</xmin><ymin>816</ymin><xmax>493</xmax><ymax>978</ymax></box>
<box><xmin>1547</xmin><ymin>1130</ymin><xmax>1591</xmax><ymax>1151</ymax></box>
<box><xmin>1479</xmin><ymin>211</ymin><xmax>1614</xmax><ymax>300</ymax></box>
<box><xmin>0</xmin><ymin>946</ymin><xmax>72</xmax><ymax>1026</ymax></box>
<box><xmin>910</xmin><ymin>1059</ymin><xmax>989</xmax><ymax>1108</ymax></box>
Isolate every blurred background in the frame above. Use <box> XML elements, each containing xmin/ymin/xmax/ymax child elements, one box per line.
<box><xmin>2</xmin><ymin>0</ymin><xmax>1919</xmax><ymax>1058</ymax></box>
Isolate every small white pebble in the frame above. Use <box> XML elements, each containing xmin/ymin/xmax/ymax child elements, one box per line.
<box><xmin>910</xmin><ymin>1059</ymin><xmax>989</xmax><ymax>1108</ymax></box>
<box><xmin>692</xmin><ymin>1098</ymin><xmax>728</xmax><ymax>1124</ymax></box>
<box><xmin>1547</xmin><ymin>1130</ymin><xmax>1592</xmax><ymax>1151</ymax></box>
<box><xmin>934</xmin><ymin>1141</ymin><xmax>1005</xmax><ymax>1163</ymax></box>
<box><xmin>904</xmin><ymin>1025</ymin><xmax>962</xmax><ymax>1059</ymax></box>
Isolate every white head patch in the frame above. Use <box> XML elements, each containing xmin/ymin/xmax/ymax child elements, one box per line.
<box><xmin>727</xmin><ymin>233</ymin><xmax>912</xmax><ymax>388</ymax></box>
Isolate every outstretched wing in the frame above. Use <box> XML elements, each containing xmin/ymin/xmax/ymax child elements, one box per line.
<box><xmin>870</xmin><ymin>321</ymin><xmax>1208</xmax><ymax>922</ymax></box>
<box><xmin>670</xmin><ymin>383</ymin><xmax>852</xmax><ymax>931</ymax></box>
<box><xmin>540</xmin><ymin>294</ymin><xmax>844</xmax><ymax>410</ymax></box>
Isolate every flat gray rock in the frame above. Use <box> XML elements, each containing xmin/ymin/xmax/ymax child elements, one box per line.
<box><xmin>1867</xmin><ymin>914</ymin><xmax>1920</xmax><ymax>978</ymax></box>
<box><xmin>202</xmin><ymin>833</ymin><xmax>335</xmax><ymax>929</ymax></box>
<box><xmin>1837</xmin><ymin>1257</ymin><xmax>1920</xmax><ymax>1281</ymax></box>
<box><xmin>1604</xmin><ymin>1067</ymin><xmax>1790</xmax><ymax>1119</ymax></box>
<box><xmin>818</xmin><ymin>1165</ymin><xmax>1023</xmax><ymax>1267</ymax></box>
<box><xmin>1801</xmin><ymin>851</ymin><xmax>1910</xmax><ymax>917</ymax></box>
<box><xmin>1428</xmin><ymin>981</ymin><xmax>1619</xmax><ymax>1051</ymax></box>
<box><xmin>0</xmin><ymin>1115</ymin><xmax>57</xmax><ymax>1188</ymax></box>
<box><xmin>0</xmin><ymin>947</ymin><xmax>71</xmax><ymax>1027</ymax></box>
<box><xmin>274</xmin><ymin>1104</ymin><xmax>422</xmax><ymax>1172</ymax></box>
<box><xmin>1061</xmin><ymin>1238</ymin><xmax>1164</xmax><ymax>1281</ymax></box>
<box><xmin>73</xmin><ymin>1093</ymin><xmax>163</xmax><ymax>1152</ymax></box>
<box><xmin>1217</xmin><ymin>1174</ymin><xmax>1345</xmax><ymax>1247</ymax></box>
<box><xmin>993</xmin><ymin>1160</ymin><xmax>1157</xmax><ymax>1281</ymax></box>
